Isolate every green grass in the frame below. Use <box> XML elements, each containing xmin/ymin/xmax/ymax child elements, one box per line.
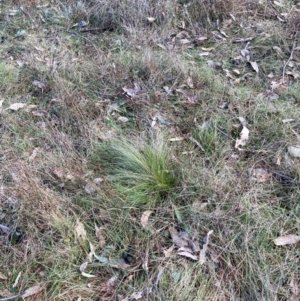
<box><xmin>93</xmin><ymin>133</ymin><xmax>177</xmax><ymax>205</ymax></box>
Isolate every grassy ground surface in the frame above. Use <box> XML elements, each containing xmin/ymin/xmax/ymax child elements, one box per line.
<box><xmin>0</xmin><ymin>0</ymin><xmax>300</xmax><ymax>300</ymax></box>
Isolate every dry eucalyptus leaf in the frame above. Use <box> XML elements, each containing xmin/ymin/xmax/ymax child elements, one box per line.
<box><xmin>22</xmin><ymin>285</ymin><xmax>43</xmax><ymax>298</ymax></box>
<box><xmin>117</xmin><ymin>116</ymin><xmax>129</xmax><ymax>123</ymax></box>
<box><xmin>8</xmin><ymin>103</ymin><xmax>26</xmax><ymax>111</ymax></box>
<box><xmin>79</xmin><ymin>262</ymin><xmax>96</xmax><ymax>278</ymax></box>
<box><xmin>141</xmin><ymin>210</ymin><xmax>153</xmax><ymax>228</ymax></box>
<box><xmin>177</xmin><ymin>247</ymin><xmax>198</xmax><ymax>260</ymax></box>
<box><xmin>249</xmin><ymin>61</ymin><xmax>259</xmax><ymax>73</ymax></box>
<box><xmin>199</xmin><ymin>230</ymin><xmax>213</xmax><ymax>265</ymax></box>
<box><xmin>274</xmin><ymin>234</ymin><xmax>300</xmax><ymax>246</ymax></box>
<box><xmin>288</xmin><ymin>146</ymin><xmax>300</xmax><ymax>158</ymax></box>
<box><xmin>95</xmin><ymin>224</ymin><xmax>106</xmax><ymax>248</ymax></box>
<box><xmin>75</xmin><ymin>220</ymin><xmax>87</xmax><ymax>240</ymax></box>
<box><xmin>169</xmin><ymin>226</ymin><xmax>188</xmax><ymax>248</ymax></box>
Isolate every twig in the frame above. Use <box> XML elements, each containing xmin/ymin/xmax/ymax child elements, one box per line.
<box><xmin>0</xmin><ymin>295</ymin><xmax>21</xmax><ymax>301</ymax></box>
<box><xmin>282</xmin><ymin>31</ymin><xmax>298</xmax><ymax>83</ymax></box>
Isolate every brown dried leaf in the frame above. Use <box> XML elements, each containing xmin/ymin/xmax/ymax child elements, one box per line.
<box><xmin>274</xmin><ymin>234</ymin><xmax>300</xmax><ymax>246</ymax></box>
<box><xmin>169</xmin><ymin>226</ymin><xmax>188</xmax><ymax>248</ymax></box>
<box><xmin>199</xmin><ymin>230</ymin><xmax>213</xmax><ymax>265</ymax></box>
<box><xmin>75</xmin><ymin>220</ymin><xmax>87</xmax><ymax>240</ymax></box>
<box><xmin>22</xmin><ymin>285</ymin><xmax>43</xmax><ymax>298</ymax></box>
<box><xmin>95</xmin><ymin>224</ymin><xmax>106</xmax><ymax>248</ymax></box>
<box><xmin>177</xmin><ymin>247</ymin><xmax>198</xmax><ymax>260</ymax></box>
<box><xmin>141</xmin><ymin>210</ymin><xmax>153</xmax><ymax>228</ymax></box>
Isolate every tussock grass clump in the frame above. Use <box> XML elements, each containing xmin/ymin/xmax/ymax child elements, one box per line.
<box><xmin>95</xmin><ymin>133</ymin><xmax>176</xmax><ymax>205</ymax></box>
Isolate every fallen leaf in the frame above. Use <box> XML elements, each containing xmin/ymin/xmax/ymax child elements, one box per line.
<box><xmin>192</xmin><ymin>201</ymin><xmax>209</xmax><ymax>211</ymax></box>
<box><xmin>141</xmin><ymin>210</ymin><xmax>153</xmax><ymax>228</ymax></box>
<box><xmin>235</xmin><ymin>126</ymin><xmax>249</xmax><ymax>149</ymax></box>
<box><xmin>199</xmin><ymin>230</ymin><xmax>213</xmax><ymax>265</ymax></box>
<box><xmin>109</xmin><ymin>258</ymin><xmax>130</xmax><ymax>269</ymax></box>
<box><xmin>147</xmin><ymin>17</ymin><xmax>156</xmax><ymax>23</ymax></box>
<box><xmin>0</xmin><ymin>272</ymin><xmax>7</xmax><ymax>280</ymax></box>
<box><xmin>22</xmin><ymin>285</ymin><xmax>43</xmax><ymax>298</ymax></box>
<box><xmin>83</xmin><ymin>183</ymin><xmax>95</xmax><ymax>194</ymax></box>
<box><xmin>122</xmin><ymin>82</ymin><xmax>141</xmax><ymax>98</ymax></box>
<box><xmin>117</xmin><ymin>116</ymin><xmax>129</xmax><ymax>123</ymax></box>
<box><xmin>177</xmin><ymin>247</ymin><xmax>198</xmax><ymax>260</ymax></box>
<box><xmin>274</xmin><ymin>234</ymin><xmax>300</xmax><ymax>246</ymax></box>
<box><xmin>179</xmin><ymin>39</ymin><xmax>191</xmax><ymax>45</ymax></box>
<box><xmin>274</xmin><ymin>0</ymin><xmax>285</xmax><ymax>7</ymax></box>
<box><xmin>196</xmin><ymin>36</ymin><xmax>208</xmax><ymax>41</ymax></box>
<box><xmin>75</xmin><ymin>220</ymin><xmax>87</xmax><ymax>240</ymax></box>
<box><xmin>175</xmin><ymin>89</ymin><xmax>198</xmax><ymax>104</ymax></box>
<box><xmin>31</xmin><ymin>109</ymin><xmax>47</xmax><ymax>117</ymax></box>
<box><xmin>288</xmin><ymin>146</ymin><xmax>300</xmax><ymax>158</ymax></box>
<box><xmin>169</xmin><ymin>137</ymin><xmax>184</xmax><ymax>142</ymax></box>
<box><xmin>8</xmin><ymin>103</ymin><xmax>26</xmax><ymax>111</ymax></box>
<box><xmin>187</xmin><ymin>76</ymin><xmax>194</xmax><ymax>88</ymax></box>
<box><xmin>95</xmin><ymin>224</ymin><xmax>106</xmax><ymax>248</ymax></box>
<box><xmin>282</xmin><ymin>119</ymin><xmax>294</xmax><ymax>123</ymax></box>
<box><xmin>249</xmin><ymin>61</ymin><xmax>259</xmax><ymax>73</ymax></box>
<box><xmin>169</xmin><ymin>226</ymin><xmax>188</xmax><ymax>248</ymax></box>
<box><xmin>250</xmin><ymin>168</ymin><xmax>271</xmax><ymax>183</ymax></box>
<box><xmin>199</xmin><ymin>51</ymin><xmax>210</xmax><ymax>56</ymax></box>
<box><xmin>93</xmin><ymin>177</ymin><xmax>104</xmax><ymax>185</ymax></box>
<box><xmin>32</xmin><ymin>80</ymin><xmax>46</xmax><ymax>90</ymax></box>
<box><xmin>29</xmin><ymin>147</ymin><xmax>41</xmax><ymax>161</ymax></box>
<box><xmin>163</xmin><ymin>245</ymin><xmax>174</xmax><ymax>257</ymax></box>
<box><xmin>79</xmin><ymin>262</ymin><xmax>96</xmax><ymax>278</ymax></box>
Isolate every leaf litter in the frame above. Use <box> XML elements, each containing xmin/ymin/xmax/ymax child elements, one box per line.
<box><xmin>169</xmin><ymin>227</ymin><xmax>213</xmax><ymax>263</ymax></box>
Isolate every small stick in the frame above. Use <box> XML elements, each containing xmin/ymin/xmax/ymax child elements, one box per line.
<box><xmin>282</xmin><ymin>31</ymin><xmax>298</xmax><ymax>83</ymax></box>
